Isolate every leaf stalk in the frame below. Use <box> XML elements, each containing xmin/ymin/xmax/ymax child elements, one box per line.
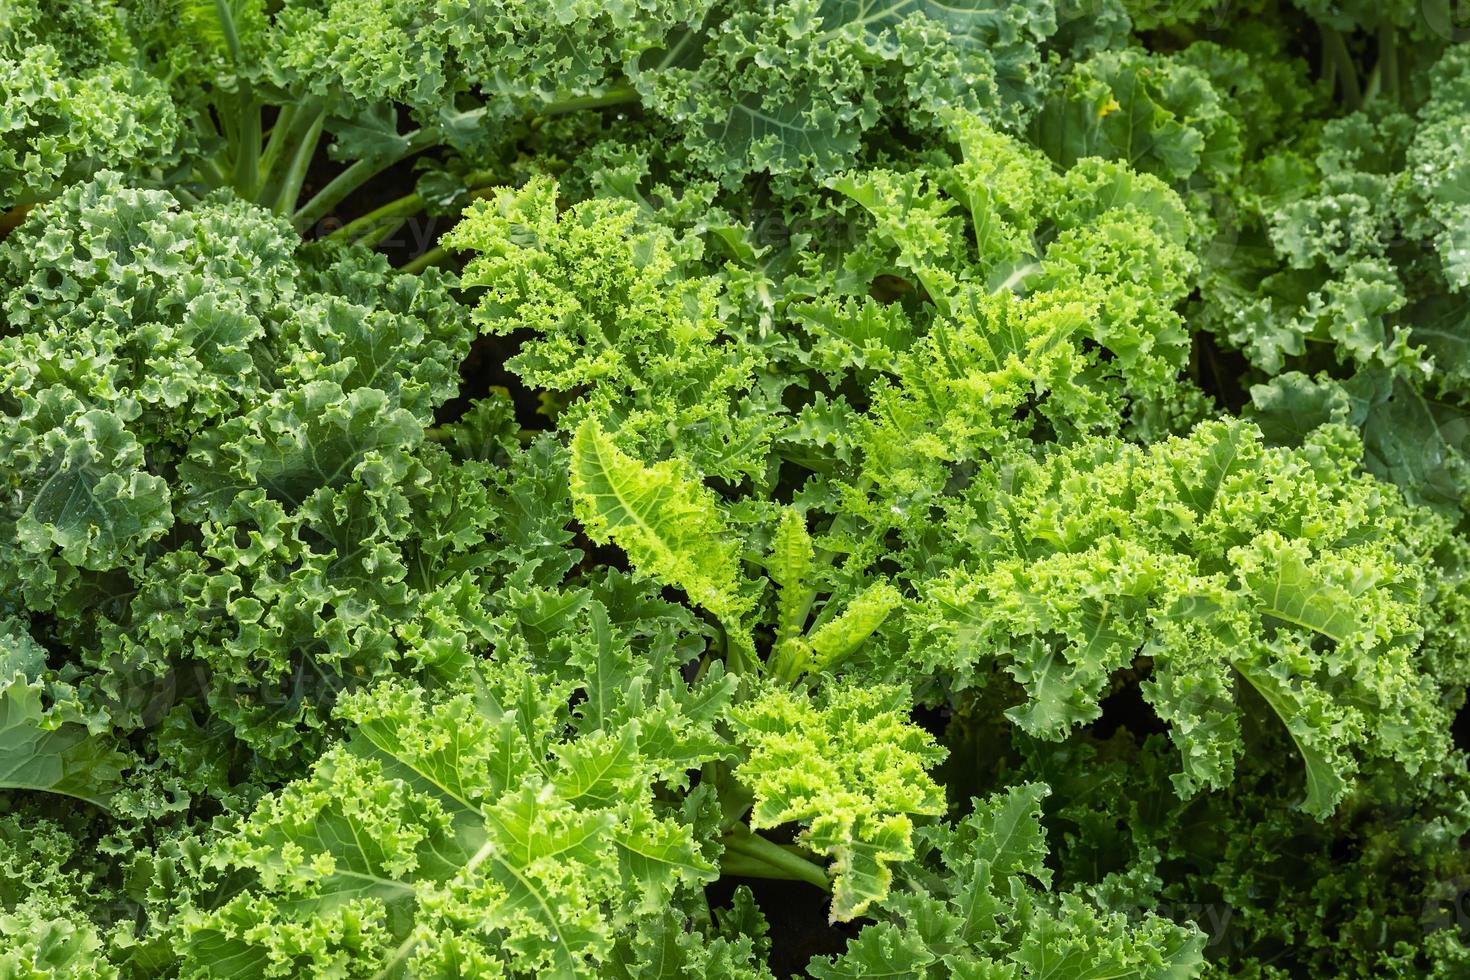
<box><xmin>719</xmin><ymin>826</ymin><xmax>830</xmax><ymax>891</ymax></box>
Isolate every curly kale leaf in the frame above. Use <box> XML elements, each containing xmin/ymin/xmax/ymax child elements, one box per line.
<box><xmin>809</xmin><ymin>783</ymin><xmax>1204</xmax><ymax>979</ymax></box>
<box><xmin>1020</xmin><ymin>724</ymin><xmax>1470</xmax><ymax>978</ymax></box>
<box><xmin>0</xmin><ymin>0</ymin><xmax>181</xmax><ymax>208</ymax></box>
<box><xmin>825</xmin><ymin>116</ymin><xmax>1202</xmax><ymax>501</ymax></box>
<box><xmin>570</xmin><ymin>418</ymin><xmax>757</xmax><ymax>637</ymax></box>
<box><xmin>923</xmin><ymin>418</ymin><xmax>1454</xmax><ymax>816</ymax></box>
<box><xmin>180</xmin><ymin>608</ymin><xmax>735</xmax><ymax>978</ymax></box>
<box><xmin>446</xmin><ymin>176</ymin><xmax>771</xmax><ymax>484</ymax></box>
<box><xmin>731</xmin><ymin>681</ymin><xmax>946</xmax><ymax>921</ymax></box>
<box><xmin>0</xmin><ymin>173</ymin><xmax>486</xmax><ymax>761</ymax></box>
<box><xmin>634</xmin><ymin>0</ymin><xmax>1055</xmax><ymax>182</ymax></box>
<box><xmin>1032</xmin><ymin>47</ymin><xmax>1241</xmax><ymax>188</ymax></box>
<box><xmin>448</xmin><ymin>117</ymin><xmax>1205</xmax><ymax>532</ymax></box>
<box><xmin>264</xmin><ymin>0</ymin><xmax>1056</xmax><ymax>184</ymax></box>
<box><xmin>0</xmin><ymin>811</ymin><xmax>127</xmax><ymax>978</ymax></box>
<box><xmin>1410</xmin><ymin>45</ymin><xmax>1470</xmax><ymax>294</ymax></box>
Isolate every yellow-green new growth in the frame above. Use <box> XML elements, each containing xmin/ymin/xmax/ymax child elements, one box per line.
<box><xmin>569</xmin><ymin>419</ymin><xmax>753</xmax><ymax>643</ymax></box>
<box><xmin>731</xmin><ymin>682</ymin><xmax>947</xmax><ymax>923</ymax></box>
<box><xmin>766</xmin><ymin>509</ymin><xmax>903</xmax><ymax>682</ymax></box>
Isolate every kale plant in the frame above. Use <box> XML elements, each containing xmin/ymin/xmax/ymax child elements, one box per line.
<box><xmin>1</xmin><ymin>3</ymin><xmax>1469</xmax><ymax>978</ymax></box>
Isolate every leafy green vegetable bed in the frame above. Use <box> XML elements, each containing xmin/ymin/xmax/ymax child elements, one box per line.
<box><xmin>2</xmin><ymin>1</ymin><xmax>1469</xmax><ymax>977</ymax></box>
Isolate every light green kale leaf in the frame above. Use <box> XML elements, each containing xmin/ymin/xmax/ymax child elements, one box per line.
<box><xmin>570</xmin><ymin>418</ymin><xmax>756</xmax><ymax>639</ymax></box>
<box><xmin>0</xmin><ymin>618</ymin><xmax>128</xmax><ymax>809</ymax></box>
<box><xmin>182</xmin><ymin>610</ymin><xmax>734</xmax><ymax>978</ymax></box>
<box><xmin>0</xmin><ymin>812</ymin><xmax>125</xmax><ymax>979</ymax></box>
<box><xmin>808</xmin><ymin>783</ymin><xmax>1204</xmax><ymax>979</ymax></box>
<box><xmin>923</xmin><ymin>418</ymin><xmax>1452</xmax><ymax>816</ymax></box>
<box><xmin>446</xmin><ymin>176</ymin><xmax>771</xmax><ymax>483</ymax></box>
<box><xmin>730</xmin><ymin>681</ymin><xmax>947</xmax><ymax>921</ymax></box>
<box><xmin>606</xmin><ymin>885</ymin><xmax>775</xmax><ymax>979</ymax></box>
<box><xmin>824</xmin><ymin>116</ymin><xmax>1200</xmax><ymax>505</ymax></box>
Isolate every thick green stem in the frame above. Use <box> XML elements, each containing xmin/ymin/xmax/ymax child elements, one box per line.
<box><xmin>234</xmin><ymin>93</ymin><xmax>261</xmax><ymax>198</ymax></box>
<box><xmin>721</xmin><ymin>853</ymin><xmax>807</xmax><ymax>880</ymax></box>
<box><xmin>1362</xmin><ymin>61</ymin><xmax>1382</xmax><ymax>104</ymax></box>
<box><xmin>402</xmin><ymin>245</ymin><xmax>453</xmax><ymax>275</ymax></box>
<box><xmin>538</xmin><ymin>85</ymin><xmax>640</xmax><ymax>118</ymax></box>
<box><xmin>1377</xmin><ymin>24</ymin><xmax>1399</xmax><ymax>104</ymax></box>
<box><xmin>271</xmin><ymin>109</ymin><xmax>327</xmax><ymax>216</ymax></box>
<box><xmin>327</xmin><ymin>190</ymin><xmax>424</xmax><ymax>243</ymax></box>
<box><xmin>194</xmin><ymin>154</ymin><xmax>230</xmax><ymax>192</ymax></box>
<box><xmin>294</xmin><ymin>158</ymin><xmax>371</xmax><ymax>231</ymax></box>
<box><xmin>213</xmin><ymin>0</ymin><xmax>245</xmax><ymax>61</ymax></box>
<box><xmin>217</xmin><ymin>100</ymin><xmax>240</xmax><ymax>150</ymax></box>
<box><xmin>768</xmin><ymin>639</ymin><xmax>813</xmax><ymax>685</ymax></box>
<box><xmin>727</xmin><ymin>642</ymin><xmax>754</xmax><ymax>676</ymax></box>
<box><xmin>720</xmin><ymin>828</ymin><xmax>830</xmax><ymax>891</ymax></box>
<box><xmin>210</xmin><ymin>0</ymin><xmax>260</xmax><ymax>197</ymax></box>
<box><xmin>714</xmin><ymin>619</ymin><xmax>754</xmax><ymax>678</ymax></box>
<box><xmin>254</xmin><ymin>103</ymin><xmax>300</xmax><ymax>203</ymax></box>
<box><xmin>1319</xmin><ymin>23</ymin><xmax>1362</xmax><ymax>110</ymax></box>
<box><xmin>359</xmin><ymin>217</ymin><xmax>411</xmax><ymax>250</ymax></box>
<box><xmin>291</xmin><ymin>116</ymin><xmax>472</xmax><ymax>232</ymax></box>
<box><xmin>330</xmin><ymin>169</ymin><xmax>500</xmax><ymax>246</ymax></box>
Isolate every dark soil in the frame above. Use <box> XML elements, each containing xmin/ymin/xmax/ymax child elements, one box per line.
<box><xmin>705</xmin><ymin>875</ymin><xmax>864</xmax><ymax>978</ymax></box>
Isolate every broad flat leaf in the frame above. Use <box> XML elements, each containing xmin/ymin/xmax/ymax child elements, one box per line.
<box><xmin>0</xmin><ymin>672</ymin><xmax>127</xmax><ymax>810</ymax></box>
<box><xmin>1233</xmin><ymin>533</ymin><xmax>1358</xmax><ymax>644</ymax></box>
<box><xmin>1347</xmin><ymin>367</ymin><xmax>1470</xmax><ymax>515</ymax></box>
<box><xmin>13</xmin><ymin>407</ymin><xmax>173</xmax><ymax>571</ymax></box>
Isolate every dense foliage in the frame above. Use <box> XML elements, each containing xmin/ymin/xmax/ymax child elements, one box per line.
<box><xmin>1</xmin><ymin>1</ymin><xmax>1469</xmax><ymax>977</ymax></box>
